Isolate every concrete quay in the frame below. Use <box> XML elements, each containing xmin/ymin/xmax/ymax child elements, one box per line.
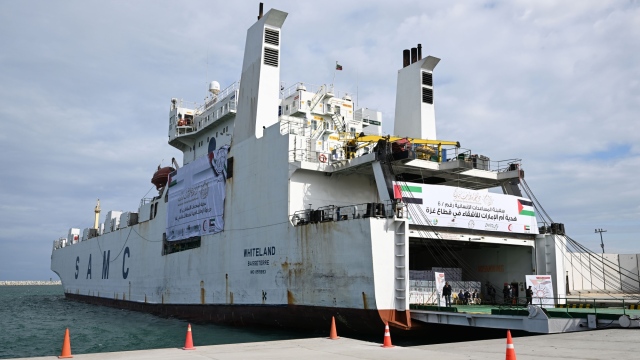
<box><xmin>0</xmin><ymin>280</ymin><xmax>61</xmax><ymax>286</ymax></box>
<box><xmin>17</xmin><ymin>328</ymin><xmax>640</xmax><ymax>360</ymax></box>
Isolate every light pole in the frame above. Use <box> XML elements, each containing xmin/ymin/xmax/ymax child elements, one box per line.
<box><xmin>595</xmin><ymin>228</ymin><xmax>607</xmax><ymax>254</ymax></box>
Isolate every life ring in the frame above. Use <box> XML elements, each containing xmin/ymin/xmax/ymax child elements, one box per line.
<box><xmin>318</xmin><ymin>154</ymin><xmax>327</xmax><ymax>163</ymax></box>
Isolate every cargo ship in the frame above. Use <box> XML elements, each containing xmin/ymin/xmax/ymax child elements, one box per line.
<box><xmin>50</xmin><ymin>4</ymin><xmax>569</xmax><ymax>334</ymax></box>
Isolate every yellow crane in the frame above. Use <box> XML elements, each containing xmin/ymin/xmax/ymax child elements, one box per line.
<box><xmin>343</xmin><ymin>134</ymin><xmax>460</xmax><ymax>162</ymax></box>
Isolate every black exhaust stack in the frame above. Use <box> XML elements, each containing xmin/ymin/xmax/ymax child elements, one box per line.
<box><xmin>402</xmin><ymin>49</ymin><xmax>410</xmax><ymax>68</ymax></box>
<box><xmin>258</xmin><ymin>3</ymin><xmax>263</xmax><ymax>20</ymax></box>
<box><xmin>417</xmin><ymin>44</ymin><xmax>422</xmax><ymax>60</ymax></box>
<box><xmin>411</xmin><ymin>47</ymin><xmax>417</xmax><ymax>64</ymax></box>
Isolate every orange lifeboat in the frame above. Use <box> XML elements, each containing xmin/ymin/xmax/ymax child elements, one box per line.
<box><xmin>151</xmin><ymin>166</ymin><xmax>175</xmax><ymax>190</ymax></box>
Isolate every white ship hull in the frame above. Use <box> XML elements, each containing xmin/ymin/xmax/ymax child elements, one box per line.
<box><xmin>51</xmin><ymin>5</ymin><xmax>567</xmax><ymax>335</ymax></box>
<box><xmin>52</xmin><ymin>127</ymin><xmax>414</xmax><ymax>332</ymax></box>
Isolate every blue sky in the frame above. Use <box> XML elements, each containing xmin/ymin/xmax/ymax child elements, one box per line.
<box><xmin>1</xmin><ymin>0</ymin><xmax>639</xmax><ymax>280</ymax></box>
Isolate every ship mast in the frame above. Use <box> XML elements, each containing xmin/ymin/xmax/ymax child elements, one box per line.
<box><xmin>93</xmin><ymin>199</ymin><xmax>101</xmax><ymax>229</ymax></box>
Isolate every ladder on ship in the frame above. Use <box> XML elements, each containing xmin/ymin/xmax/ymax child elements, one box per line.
<box><xmin>394</xmin><ymin>220</ymin><xmax>409</xmax><ymax>316</ymax></box>
<box><xmin>330</xmin><ymin>112</ymin><xmax>346</xmax><ymax>133</ymax></box>
<box><xmin>308</xmin><ymin>85</ymin><xmax>326</xmax><ymax>113</ymax></box>
<box><xmin>305</xmin><ymin>138</ymin><xmax>312</xmax><ymax>162</ymax></box>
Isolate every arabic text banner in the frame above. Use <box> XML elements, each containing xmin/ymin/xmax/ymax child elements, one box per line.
<box><xmin>166</xmin><ymin>146</ymin><xmax>229</xmax><ymax>241</ymax></box>
<box><xmin>395</xmin><ymin>183</ymin><xmax>539</xmax><ymax>235</ymax></box>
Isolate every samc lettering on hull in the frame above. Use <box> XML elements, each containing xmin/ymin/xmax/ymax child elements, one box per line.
<box><xmin>74</xmin><ymin>247</ymin><xmax>131</xmax><ymax>280</ymax></box>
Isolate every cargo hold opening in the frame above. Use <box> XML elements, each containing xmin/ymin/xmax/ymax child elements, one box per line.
<box><xmin>408</xmin><ymin>233</ymin><xmax>535</xmax><ymax>304</ymax></box>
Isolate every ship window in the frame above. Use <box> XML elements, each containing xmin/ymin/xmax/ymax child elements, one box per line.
<box><xmin>311</xmin><ymin>120</ymin><xmax>318</xmax><ymax>130</ymax></box>
<box><xmin>227</xmin><ymin>157</ymin><xmax>233</xmax><ymax>179</ymax></box>
<box><xmin>263</xmin><ymin>47</ymin><xmax>279</xmax><ymax>67</ymax></box>
<box><xmin>422</xmin><ymin>71</ymin><xmax>433</xmax><ymax>87</ymax></box>
<box><xmin>422</xmin><ymin>87</ymin><xmax>433</xmax><ymax>104</ymax></box>
<box><xmin>162</xmin><ymin>234</ymin><xmax>201</xmax><ymax>256</ymax></box>
<box><xmin>285</xmin><ymin>104</ymin><xmax>289</xmax><ymax>111</ymax></box>
<box><xmin>335</xmin><ymin>106</ymin><xmax>341</xmax><ymax>115</ymax></box>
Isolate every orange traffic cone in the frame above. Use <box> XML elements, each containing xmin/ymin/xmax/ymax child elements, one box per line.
<box><xmin>505</xmin><ymin>330</ymin><xmax>517</xmax><ymax>360</ymax></box>
<box><xmin>381</xmin><ymin>323</ymin><xmax>394</xmax><ymax>348</ymax></box>
<box><xmin>58</xmin><ymin>328</ymin><xmax>72</xmax><ymax>359</ymax></box>
<box><xmin>329</xmin><ymin>316</ymin><xmax>339</xmax><ymax>340</ymax></box>
<box><xmin>182</xmin><ymin>324</ymin><xmax>196</xmax><ymax>350</ymax></box>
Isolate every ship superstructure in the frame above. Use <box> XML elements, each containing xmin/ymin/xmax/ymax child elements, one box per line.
<box><xmin>51</xmin><ymin>4</ymin><xmax>576</xmax><ymax>334</ymax></box>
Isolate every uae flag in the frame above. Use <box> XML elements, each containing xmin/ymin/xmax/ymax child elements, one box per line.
<box><xmin>394</xmin><ymin>184</ymin><xmax>423</xmax><ymax>204</ymax></box>
<box><xmin>517</xmin><ymin>199</ymin><xmax>535</xmax><ymax>216</ymax></box>
<box><xmin>336</xmin><ymin>63</ymin><xmax>343</xmax><ymax>70</ymax></box>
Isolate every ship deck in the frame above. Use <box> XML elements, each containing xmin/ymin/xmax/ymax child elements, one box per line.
<box><xmin>409</xmin><ymin>302</ymin><xmax>640</xmax><ymax>333</ymax></box>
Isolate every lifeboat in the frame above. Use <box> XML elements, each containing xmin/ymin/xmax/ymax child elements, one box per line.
<box><xmin>151</xmin><ymin>166</ymin><xmax>175</xmax><ymax>190</ymax></box>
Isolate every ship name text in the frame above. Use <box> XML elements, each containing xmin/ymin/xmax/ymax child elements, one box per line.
<box><xmin>244</xmin><ymin>246</ymin><xmax>276</xmax><ymax>257</ymax></box>
<box><xmin>74</xmin><ymin>247</ymin><xmax>131</xmax><ymax>280</ymax></box>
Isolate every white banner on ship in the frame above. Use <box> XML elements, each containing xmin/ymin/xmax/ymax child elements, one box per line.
<box><xmin>166</xmin><ymin>145</ymin><xmax>229</xmax><ymax>241</ymax></box>
<box><xmin>435</xmin><ymin>272</ymin><xmax>446</xmax><ymax>307</ymax></box>
<box><xmin>394</xmin><ymin>183</ymin><xmax>539</xmax><ymax>235</ymax></box>
<box><xmin>525</xmin><ymin>275</ymin><xmax>554</xmax><ymax>308</ymax></box>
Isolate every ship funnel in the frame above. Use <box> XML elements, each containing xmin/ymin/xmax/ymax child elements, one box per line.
<box><xmin>402</xmin><ymin>49</ymin><xmax>410</xmax><ymax>68</ymax></box>
<box><xmin>394</xmin><ymin>43</ymin><xmax>440</xmax><ymax>140</ymax></box>
<box><xmin>235</xmin><ymin>6</ymin><xmax>288</xmax><ymax>142</ymax></box>
<box><xmin>258</xmin><ymin>3</ymin><xmax>263</xmax><ymax>20</ymax></box>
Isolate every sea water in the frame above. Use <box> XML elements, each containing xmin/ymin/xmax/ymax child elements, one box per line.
<box><xmin>0</xmin><ymin>286</ymin><xmax>309</xmax><ymax>359</ymax></box>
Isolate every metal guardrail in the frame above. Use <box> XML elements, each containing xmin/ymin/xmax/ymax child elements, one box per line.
<box><xmin>291</xmin><ymin>202</ymin><xmax>398</xmax><ymax>226</ymax></box>
<box><xmin>197</xmin><ymin>81</ymin><xmax>240</xmax><ymax>113</ymax></box>
<box><xmin>280</xmin><ymin>82</ymin><xmax>351</xmax><ymax>100</ymax></box>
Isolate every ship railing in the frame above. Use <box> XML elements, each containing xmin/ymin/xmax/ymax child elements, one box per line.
<box><xmin>196</xmin><ymin>81</ymin><xmax>240</xmax><ymax>113</ymax></box>
<box><xmin>280</xmin><ymin>82</ymin><xmax>351</xmax><ymax>100</ymax></box>
<box><xmin>279</xmin><ymin>115</ymin><xmax>307</xmax><ymax>136</ymax></box>
<box><xmin>289</xmin><ymin>149</ymin><xmax>323</xmax><ymax>163</ymax></box>
<box><xmin>414</xmin><ymin>145</ymin><xmax>521</xmax><ymax>172</ymax></box>
<box><xmin>291</xmin><ymin>202</ymin><xmax>398</xmax><ymax>226</ymax></box>
<box><xmin>172</xmin><ymin>99</ymin><xmax>199</xmax><ymax>111</ymax></box>
<box><xmin>139</xmin><ymin>198</ymin><xmax>153</xmax><ymax>207</ymax></box>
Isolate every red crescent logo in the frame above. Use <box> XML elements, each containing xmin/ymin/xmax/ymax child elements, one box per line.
<box><xmin>508</xmin><ymin>224</ymin><xmax>513</xmax><ymax>231</ymax></box>
<box><xmin>202</xmin><ymin>220</ymin><xmax>207</xmax><ymax>232</ymax></box>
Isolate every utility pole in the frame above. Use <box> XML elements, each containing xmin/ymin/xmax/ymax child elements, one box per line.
<box><xmin>595</xmin><ymin>228</ymin><xmax>607</xmax><ymax>290</ymax></box>
<box><xmin>595</xmin><ymin>228</ymin><xmax>607</xmax><ymax>254</ymax></box>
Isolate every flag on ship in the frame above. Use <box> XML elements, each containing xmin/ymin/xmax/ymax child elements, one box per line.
<box><xmin>336</xmin><ymin>62</ymin><xmax>342</xmax><ymax>70</ymax></box>
<box><xmin>517</xmin><ymin>199</ymin><xmax>535</xmax><ymax>216</ymax></box>
<box><xmin>394</xmin><ymin>184</ymin><xmax>423</xmax><ymax>204</ymax></box>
